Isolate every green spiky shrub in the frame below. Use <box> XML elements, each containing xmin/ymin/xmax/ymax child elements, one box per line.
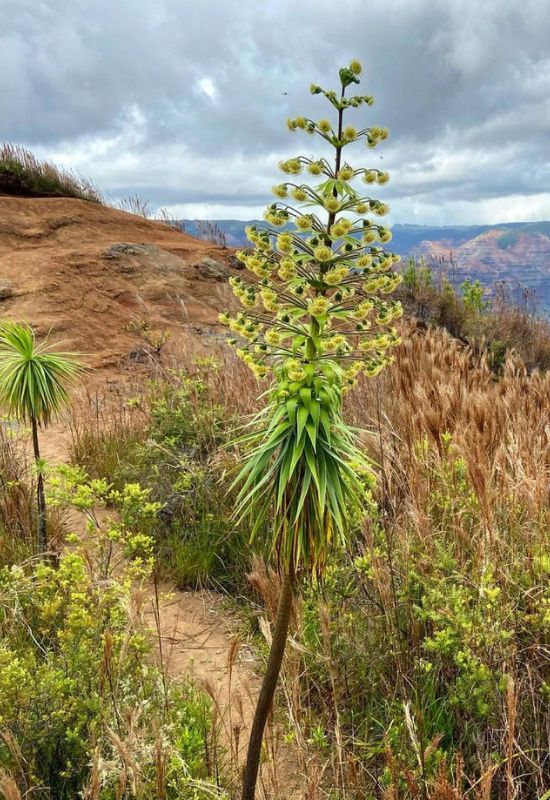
<box><xmin>220</xmin><ymin>61</ymin><xmax>403</xmax><ymax>800</ymax></box>
<box><xmin>0</xmin><ymin>322</ymin><xmax>85</xmax><ymax>554</ymax></box>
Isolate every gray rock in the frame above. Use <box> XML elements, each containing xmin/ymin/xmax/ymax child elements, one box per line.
<box><xmin>228</xmin><ymin>254</ymin><xmax>244</xmax><ymax>270</ymax></box>
<box><xmin>0</xmin><ymin>281</ymin><xmax>13</xmax><ymax>300</ymax></box>
<box><xmin>103</xmin><ymin>243</ymin><xmax>152</xmax><ymax>259</ymax></box>
<box><xmin>101</xmin><ymin>242</ymin><xmax>188</xmax><ymax>274</ymax></box>
<box><xmin>196</xmin><ymin>257</ymin><xmax>231</xmax><ymax>281</ymax></box>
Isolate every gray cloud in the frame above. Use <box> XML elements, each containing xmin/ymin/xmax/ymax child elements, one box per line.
<box><xmin>1</xmin><ymin>0</ymin><xmax>550</xmax><ymax>224</ymax></box>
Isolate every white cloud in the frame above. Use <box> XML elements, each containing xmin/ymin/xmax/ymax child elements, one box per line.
<box><xmin>2</xmin><ymin>0</ymin><xmax>550</xmax><ymax>225</ymax></box>
<box><xmin>197</xmin><ymin>77</ymin><xmax>217</xmax><ymax>101</ymax></box>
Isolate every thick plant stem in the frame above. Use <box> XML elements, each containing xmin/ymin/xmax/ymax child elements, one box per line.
<box><xmin>241</xmin><ymin>569</ymin><xmax>294</xmax><ymax>800</ymax></box>
<box><xmin>31</xmin><ymin>416</ymin><xmax>47</xmax><ymax>554</ymax></box>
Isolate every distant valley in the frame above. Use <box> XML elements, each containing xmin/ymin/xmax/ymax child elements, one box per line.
<box><xmin>181</xmin><ymin>219</ymin><xmax>550</xmax><ymax>312</ymax></box>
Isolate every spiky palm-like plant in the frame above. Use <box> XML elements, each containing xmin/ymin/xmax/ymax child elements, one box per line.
<box><xmin>0</xmin><ymin>322</ymin><xmax>85</xmax><ymax>554</ymax></box>
<box><xmin>221</xmin><ymin>61</ymin><xmax>403</xmax><ymax>800</ymax></box>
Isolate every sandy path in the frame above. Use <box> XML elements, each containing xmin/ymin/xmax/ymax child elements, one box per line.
<box><xmin>36</xmin><ymin>423</ymin><xmax>307</xmax><ymax>799</ymax></box>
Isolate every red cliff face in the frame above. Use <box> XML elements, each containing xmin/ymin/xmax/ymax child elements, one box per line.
<box><xmin>411</xmin><ymin>228</ymin><xmax>550</xmax><ymax>305</ymax></box>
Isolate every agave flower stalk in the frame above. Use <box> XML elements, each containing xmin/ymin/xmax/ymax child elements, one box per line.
<box><xmin>220</xmin><ymin>60</ymin><xmax>403</xmax><ymax>800</ymax></box>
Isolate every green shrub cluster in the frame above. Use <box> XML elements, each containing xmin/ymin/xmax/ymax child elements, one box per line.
<box><xmin>399</xmin><ymin>257</ymin><xmax>550</xmax><ymax>371</ymax></box>
<box><xmin>70</xmin><ymin>365</ymin><xmax>255</xmax><ymax>589</ymax></box>
<box><xmin>295</xmin><ymin>438</ymin><xmax>549</xmax><ymax>797</ymax></box>
<box><xmin>0</xmin><ymin>468</ymin><xmax>222</xmax><ymax>799</ymax></box>
<box><xmin>67</xmin><ymin>335</ymin><xmax>549</xmax><ymax>797</ymax></box>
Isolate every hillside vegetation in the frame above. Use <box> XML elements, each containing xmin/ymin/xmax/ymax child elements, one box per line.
<box><xmin>61</xmin><ymin>325</ymin><xmax>550</xmax><ymax>799</ymax></box>
<box><xmin>0</xmin><ymin>147</ymin><xmax>548</xmax><ymax>800</ymax></box>
<box><xmin>0</xmin><ymin>144</ymin><xmax>103</xmax><ymax>203</ymax></box>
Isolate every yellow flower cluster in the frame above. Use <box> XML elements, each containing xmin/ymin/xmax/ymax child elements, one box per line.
<box><xmin>307</xmin><ymin>160</ymin><xmax>324</xmax><ymax>176</ymax></box>
<box><xmin>245</xmin><ymin>226</ymin><xmax>271</xmax><ymax>251</ymax></box>
<box><xmin>366</xmin><ymin>126</ymin><xmax>389</xmax><ymax>148</ymax></box>
<box><xmin>265</xmin><ymin>329</ymin><xmax>282</xmax><ymax>345</ymax></box>
<box><xmin>363</xmin><ymin>169</ymin><xmax>390</xmax><ymax>185</ymax></box>
<box><xmin>279</xmin><ymin>158</ymin><xmax>302</xmax><ymax>174</ymax></box>
<box><xmin>370</xmin><ymin>201</ymin><xmax>390</xmax><ymax>216</ymax></box>
<box><xmin>272</xmin><ymin>184</ymin><xmax>288</xmax><ymax>198</ymax></box>
<box><xmin>314</xmin><ymin>245</ymin><xmax>333</xmax><ymax>262</ymax></box>
<box><xmin>344</xmin><ymin>361</ymin><xmax>364</xmax><ymax>379</ymax></box>
<box><xmin>291</xmin><ymin>186</ymin><xmax>308</xmax><ymax>202</ymax></box>
<box><xmin>264</xmin><ymin>208</ymin><xmax>289</xmax><ymax>226</ymax></box>
<box><xmin>342</xmin><ymin>125</ymin><xmax>358</xmax><ymax>142</ymax></box>
<box><xmin>364</xmin><ymin>358</ymin><xmax>390</xmax><ymax>377</ymax></box>
<box><xmin>285</xmin><ymin>359</ymin><xmax>307</xmax><ymax>381</ymax></box>
<box><xmin>324</xmin><ymin>334</ymin><xmax>350</xmax><ymax>353</ymax></box>
<box><xmin>330</xmin><ymin>218</ymin><xmax>353</xmax><ymax>237</ymax></box>
<box><xmin>354</xmin><ymin>300</ymin><xmax>374</xmax><ymax>319</ymax></box>
<box><xmin>224</xmin><ymin>312</ymin><xmax>260</xmax><ymax>342</ymax></box>
<box><xmin>235</xmin><ymin>348</ymin><xmax>269</xmax><ymax>379</ymax></box>
<box><xmin>324</xmin><ymin>266</ymin><xmax>350</xmax><ymax>285</ymax></box>
<box><xmin>307</xmin><ymin>297</ymin><xmax>331</xmax><ymax>317</ymax></box>
<box><xmin>229</xmin><ymin>276</ymin><xmax>258</xmax><ymax>308</ymax></box>
<box><xmin>278</xmin><ymin>258</ymin><xmax>297</xmax><ymax>280</ymax></box>
<box><xmin>375</xmin><ymin>301</ymin><xmax>403</xmax><ymax>323</ymax></box>
<box><xmin>242</xmin><ymin>254</ymin><xmax>271</xmax><ymax>277</ymax></box>
<box><xmin>356</xmin><ymin>254</ymin><xmax>373</xmax><ymax>268</ymax></box>
<box><xmin>324</xmin><ymin>197</ymin><xmax>341</xmax><ymax>213</ymax></box>
<box><xmin>358</xmin><ymin>338</ymin><xmax>379</xmax><ymax>352</ymax></box>
<box><xmin>337</xmin><ymin>164</ymin><xmax>354</xmax><ymax>180</ymax></box>
<box><xmin>261</xmin><ymin>287</ymin><xmax>279</xmax><ymax>313</ymax></box>
<box><xmin>363</xmin><ymin>274</ymin><xmax>402</xmax><ymax>294</ymax></box>
<box><xmin>277</xmin><ymin>233</ymin><xmax>293</xmax><ymax>253</ymax></box>
<box><xmin>296</xmin><ymin>215</ymin><xmax>312</xmax><ymax>230</ymax></box>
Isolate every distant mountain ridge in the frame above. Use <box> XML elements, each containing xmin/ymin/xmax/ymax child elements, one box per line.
<box><xmin>181</xmin><ymin>219</ymin><xmax>550</xmax><ymax>311</ymax></box>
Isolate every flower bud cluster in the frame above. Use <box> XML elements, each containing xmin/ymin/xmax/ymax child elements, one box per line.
<box><xmin>222</xmin><ymin>62</ymin><xmax>402</xmax><ymax>393</ymax></box>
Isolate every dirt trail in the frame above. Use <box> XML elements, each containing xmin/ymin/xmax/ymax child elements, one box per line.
<box><xmin>3</xmin><ymin>195</ymin><xmax>308</xmax><ymax>797</ymax></box>
<box><xmin>37</xmin><ymin>424</ymin><xmax>306</xmax><ymax>799</ymax></box>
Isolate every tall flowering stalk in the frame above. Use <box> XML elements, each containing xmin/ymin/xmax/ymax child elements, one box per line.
<box><xmin>220</xmin><ymin>61</ymin><xmax>402</xmax><ymax>800</ymax></box>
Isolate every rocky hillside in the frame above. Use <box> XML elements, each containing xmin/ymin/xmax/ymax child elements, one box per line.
<box><xmin>405</xmin><ymin>222</ymin><xmax>550</xmax><ymax>308</ymax></box>
<box><xmin>0</xmin><ymin>197</ymin><xmax>240</xmax><ymax>370</ymax></box>
<box><xmin>183</xmin><ymin>219</ymin><xmax>550</xmax><ymax>309</ymax></box>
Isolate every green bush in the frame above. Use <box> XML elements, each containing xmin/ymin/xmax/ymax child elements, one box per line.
<box><xmin>119</xmin><ymin>370</ymin><xmax>254</xmax><ymax>589</ymax></box>
<box><xmin>294</xmin><ymin>439</ymin><xmax>549</xmax><ymax>797</ymax></box>
<box><xmin>0</xmin><ymin>468</ymin><xmax>223</xmax><ymax>799</ymax></box>
<box><xmin>397</xmin><ymin>257</ymin><xmax>550</xmax><ymax>371</ymax></box>
<box><xmin>70</xmin><ymin>367</ymin><xmax>256</xmax><ymax>590</ymax></box>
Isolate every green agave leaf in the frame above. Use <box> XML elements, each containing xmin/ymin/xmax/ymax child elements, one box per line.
<box><xmin>287</xmin><ymin>431</ymin><xmax>307</xmax><ymax>484</ymax></box>
<box><xmin>300</xmin><ymin>387</ymin><xmax>312</xmax><ymax>408</ymax></box>
<box><xmin>296</xmin><ymin>404</ymin><xmax>309</xmax><ymax>442</ymax></box>
<box><xmin>286</xmin><ymin>397</ymin><xmax>298</xmax><ymax>424</ymax></box>
<box><xmin>303</xmin><ymin>440</ymin><xmax>320</xmax><ymax>492</ymax></box>
<box><xmin>305</xmin><ymin>419</ymin><xmax>317</xmax><ymax>450</ymax></box>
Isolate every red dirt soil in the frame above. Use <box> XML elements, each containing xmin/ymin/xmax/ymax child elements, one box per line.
<box><xmin>2</xmin><ymin>196</ymin><xmax>307</xmax><ymax>797</ymax></box>
<box><xmin>0</xmin><ymin>196</ymin><xmax>239</xmax><ymax>369</ymax></box>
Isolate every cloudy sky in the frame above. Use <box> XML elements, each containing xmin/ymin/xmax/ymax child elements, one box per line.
<box><xmin>2</xmin><ymin>0</ymin><xmax>550</xmax><ymax>225</ymax></box>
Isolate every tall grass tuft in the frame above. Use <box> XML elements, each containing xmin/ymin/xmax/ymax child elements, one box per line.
<box><xmin>0</xmin><ymin>426</ymin><xmax>35</xmax><ymax>563</ymax></box>
<box><xmin>0</xmin><ymin>144</ymin><xmax>103</xmax><ymax>202</ymax></box>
